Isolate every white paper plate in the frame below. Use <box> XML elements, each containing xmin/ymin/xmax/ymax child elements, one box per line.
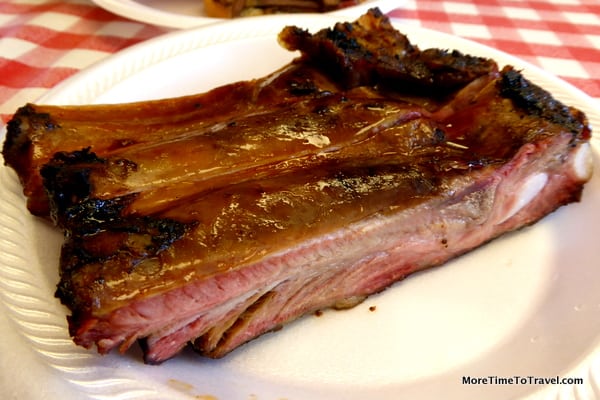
<box><xmin>91</xmin><ymin>0</ymin><xmax>399</xmax><ymax>28</ymax></box>
<box><xmin>1</xmin><ymin>13</ymin><xmax>600</xmax><ymax>400</ymax></box>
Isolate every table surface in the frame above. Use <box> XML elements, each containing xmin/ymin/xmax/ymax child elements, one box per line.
<box><xmin>0</xmin><ymin>1</ymin><xmax>599</xmax><ymax>399</ymax></box>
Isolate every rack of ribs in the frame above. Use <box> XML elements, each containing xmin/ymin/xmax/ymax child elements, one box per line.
<box><xmin>2</xmin><ymin>9</ymin><xmax>593</xmax><ymax>364</ymax></box>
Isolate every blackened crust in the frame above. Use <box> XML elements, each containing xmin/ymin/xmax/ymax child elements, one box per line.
<box><xmin>498</xmin><ymin>67</ymin><xmax>589</xmax><ymax>137</ymax></box>
<box><xmin>279</xmin><ymin>8</ymin><xmax>498</xmax><ymax>92</ymax></box>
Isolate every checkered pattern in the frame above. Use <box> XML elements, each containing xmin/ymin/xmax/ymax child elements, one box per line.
<box><xmin>1</xmin><ymin>0</ymin><xmax>599</xmax><ymax>123</ymax></box>
<box><xmin>0</xmin><ymin>0</ymin><xmax>167</xmax><ymax>123</ymax></box>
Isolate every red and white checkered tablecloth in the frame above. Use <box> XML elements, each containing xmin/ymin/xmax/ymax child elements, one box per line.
<box><xmin>1</xmin><ymin>0</ymin><xmax>599</xmax><ymax>124</ymax></box>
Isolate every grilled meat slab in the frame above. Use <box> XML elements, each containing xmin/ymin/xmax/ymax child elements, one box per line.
<box><xmin>203</xmin><ymin>0</ymin><xmax>366</xmax><ymax>18</ymax></box>
<box><xmin>2</xmin><ymin>9</ymin><xmax>593</xmax><ymax>364</ymax></box>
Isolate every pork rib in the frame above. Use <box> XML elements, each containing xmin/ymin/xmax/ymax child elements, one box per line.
<box><xmin>2</xmin><ymin>9</ymin><xmax>593</xmax><ymax>364</ymax></box>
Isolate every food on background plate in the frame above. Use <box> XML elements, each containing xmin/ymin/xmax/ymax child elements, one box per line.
<box><xmin>203</xmin><ymin>0</ymin><xmax>366</xmax><ymax>18</ymax></box>
<box><xmin>2</xmin><ymin>8</ymin><xmax>593</xmax><ymax>364</ymax></box>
